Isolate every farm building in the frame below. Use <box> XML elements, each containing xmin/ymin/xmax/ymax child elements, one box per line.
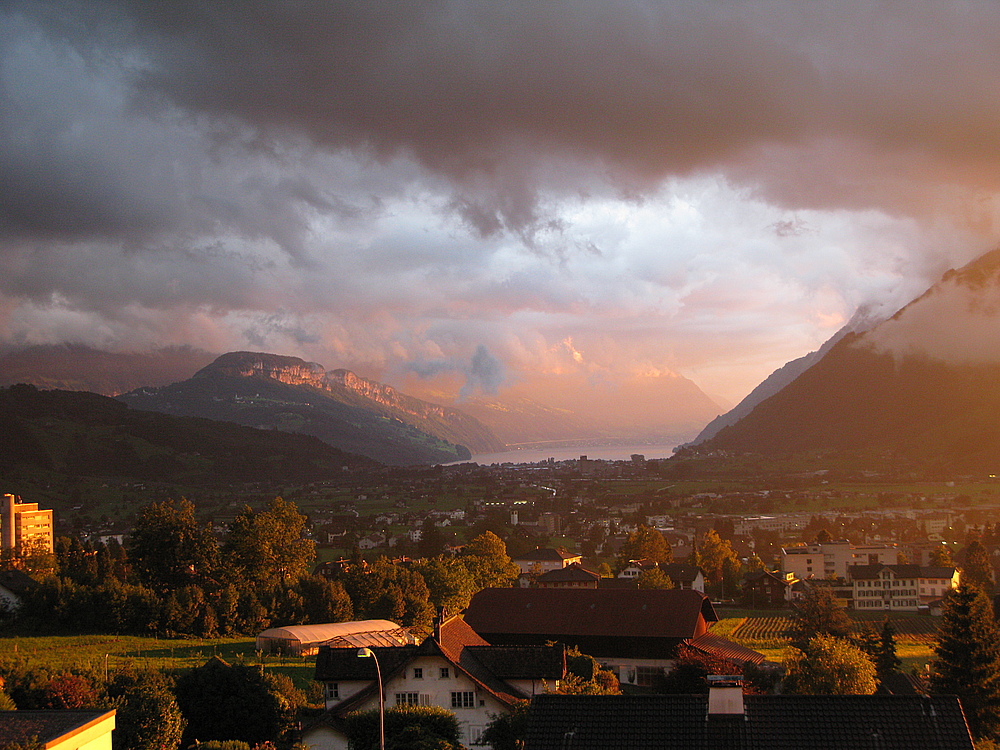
<box><xmin>255</xmin><ymin>620</ymin><xmax>416</xmax><ymax>656</ymax></box>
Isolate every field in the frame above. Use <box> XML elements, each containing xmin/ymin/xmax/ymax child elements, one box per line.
<box><xmin>0</xmin><ymin>634</ymin><xmax>319</xmax><ymax>692</ymax></box>
<box><xmin>717</xmin><ymin>610</ymin><xmax>939</xmax><ymax>671</ymax></box>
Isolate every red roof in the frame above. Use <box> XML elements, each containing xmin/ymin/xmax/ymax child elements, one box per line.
<box><xmin>464</xmin><ymin>588</ymin><xmax>717</xmax><ymax>639</ymax></box>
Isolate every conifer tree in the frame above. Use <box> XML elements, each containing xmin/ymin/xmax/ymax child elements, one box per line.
<box><xmin>962</xmin><ymin>540</ymin><xmax>995</xmax><ymax>594</ymax></box>
<box><xmin>930</xmin><ymin>584</ymin><xmax>1000</xmax><ymax>741</ymax></box>
<box><xmin>876</xmin><ymin>619</ymin><xmax>901</xmax><ymax>680</ymax></box>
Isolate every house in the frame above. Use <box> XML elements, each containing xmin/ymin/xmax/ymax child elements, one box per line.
<box><xmin>0</xmin><ymin>710</ymin><xmax>116</xmax><ymax>750</ymax></box>
<box><xmin>661</xmin><ymin>563</ymin><xmax>706</xmax><ymax>593</ymax></box>
<box><xmin>513</xmin><ymin>547</ymin><xmax>582</xmax><ymax>575</ymax></box>
<box><xmin>741</xmin><ymin>570</ymin><xmax>794</xmax><ymax>608</ymax></box>
<box><xmin>617</xmin><ymin>562</ymin><xmax>705</xmax><ymax>592</ymax></box>
<box><xmin>255</xmin><ymin>620</ymin><xmax>414</xmax><ymax>657</ymax></box>
<box><xmin>849</xmin><ymin>564</ymin><xmax>959</xmax><ymax>611</ymax></box>
<box><xmin>782</xmin><ymin>541</ymin><xmax>898</xmax><ymax>580</ymax></box>
<box><xmin>522</xmin><ymin>692</ymin><xmax>974</xmax><ymax>749</ymax></box>
<box><xmin>305</xmin><ymin>612</ymin><xmax>565</xmax><ymax>749</ymax></box>
<box><xmin>534</xmin><ymin>563</ymin><xmax>600</xmax><ymax>589</ymax></box>
<box><xmin>0</xmin><ymin>568</ymin><xmax>38</xmax><ymax>613</ymax></box>
<box><xmin>463</xmin><ymin>588</ymin><xmax>719</xmax><ymax>689</ymax></box>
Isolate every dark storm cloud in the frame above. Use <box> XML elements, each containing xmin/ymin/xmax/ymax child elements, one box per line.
<box><xmin>7</xmin><ymin>0</ymin><xmax>1000</xmax><ymax>244</ymax></box>
<box><xmin>4</xmin><ymin>0</ymin><xmax>1000</xmax><ymax>403</ymax></box>
<box><xmin>111</xmin><ymin>1</ymin><xmax>1000</xmax><ymax>220</ymax></box>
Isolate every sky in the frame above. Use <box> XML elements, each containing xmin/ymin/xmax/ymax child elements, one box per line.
<box><xmin>2</xmin><ymin>1</ymin><xmax>1000</xmax><ymax>410</ymax></box>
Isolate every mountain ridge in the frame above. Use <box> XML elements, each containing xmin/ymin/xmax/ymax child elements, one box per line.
<box><xmin>122</xmin><ymin>351</ymin><xmax>504</xmax><ymax>465</ymax></box>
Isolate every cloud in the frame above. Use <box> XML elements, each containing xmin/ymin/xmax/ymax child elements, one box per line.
<box><xmin>2</xmin><ymin>1</ymin><xmax>1000</xmax><ymax>406</ymax></box>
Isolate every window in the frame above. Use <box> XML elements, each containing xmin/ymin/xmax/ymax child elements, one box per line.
<box><xmin>413</xmin><ymin>668</ymin><xmax>423</xmax><ymax>679</ymax></box>
<box><xmin>635</xmin><ymin>666</ymin><xmax>663</xmax><ymax>687</ymax></box>
<box><xmin>324</xmin><ymin>682</ymin><xmax>339</xmax><ymax>700</ymax></box>
<box><xmin>451</xmin><ymin>691</ymin><xmax>475</xmax><ymax>708</ymax></box>
<box><xmin>396</xmin><ymin>692</ymin><xmax>420</xmax><ymax>706</ymax></box>
<box><xmin>440</xmin><ymin>667</ymin><xmax>450</xmax><ymax>679</ymax></box>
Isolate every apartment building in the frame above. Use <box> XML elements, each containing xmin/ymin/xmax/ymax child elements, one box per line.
<box><xmin>781</xmin><ymin>540</ymin><xmax>899</xmax><ymax>580</ymax></box>
<box><xmin>2</xmin><ymin>493</ymin><xmax>54</xmax><ymax>553</ymax></box>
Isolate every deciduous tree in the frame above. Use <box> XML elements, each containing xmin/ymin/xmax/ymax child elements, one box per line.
<box><xmin>461</xmin><ymin>531</ymin><xmax>519</xmax><ymax>589</ymax></box>
<box><xmin>127</xmin><ymin>499</ymin><xmax>218</xmax><ymax>592</ymax></box>
<box><xmin>788</xmin><ymin>586</ymin><xmax>852</xmax><ymax>648</ymax></box>
<box><xmin>616</xmin><ymin>525</ymin><xmax>672</xmax><ymax>569</ymax></box>
<box><xmin>636</xmin><ymin>568</ymin><xmax>674</xmax><ymax>590</ymax></box>
<box><xmin>784</xmin><ymin>635</ymin><xmax>877</xmax><ymax>695</ymax></box>
<box><xmin>222</xmin><ymin>497</ymin><xmax>315</xmax><ymax>586</ymax></box>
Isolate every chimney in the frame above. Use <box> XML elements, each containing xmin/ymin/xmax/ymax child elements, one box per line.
<box><xmin>433</xmin><ymin>606</ymin><xmax>448</xmax><ymax>640</ymax></box>
<box><xmin>707</xmin><ymin>675</ymin><xmax>744</xmax><ymax>716</ymax></box>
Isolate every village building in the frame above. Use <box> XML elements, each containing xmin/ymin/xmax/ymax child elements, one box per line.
<box><xmin>534</xmin><ymin>562</ymin><xmax>600</xmax><ymax>588</ymax></box>
<box><xmin>0</xmin><ymin>710</ymin><xmax>116</xmax><ymax>750</ymax></box>
<box><xmin>741</xmin><ymin>570</ymin><xmax>795</xmax><ymax>607</ymax></box>
<box><xmin>512</xmin><ymin>547</ymin><xmax>582</xmax><ymax>575</ymax></box>
<box><xmin>849</xmin><ymin>564</ymin><xmax>960</xmax><ymax>611</ymax></box>
<box><xmin>1</xmin><ymin>493</ymin><xmax>54</xmax><ymax>553</ymax></box>
<box><xmin>463</xmin><ymin>588</ymin><xmax>746</xmax><ymax>689</ymax></box>
<box><xmin>782</xmin><ymin>540</ymin><xmax>899</xmax><ymax>580</ymax></box>
<box><xmin>306</xmin><ymin>612</ymin><xmax>565</xmax><ymax>749</ymax></box>
<box><xmin>522</xmin><ymin>691</ymin><xmax>974</xmax><ymax>749</ymax></box>
<box><xmin>255</xmin><ymin>620</ymin><xmax>415</xmax><ymax>657</ymax></box>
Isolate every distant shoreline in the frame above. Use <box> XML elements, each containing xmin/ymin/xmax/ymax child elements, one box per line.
<box><xmin>454</xmin><ymin>443</ymin><xmax>682</xmax><ymax>465</ymax></box>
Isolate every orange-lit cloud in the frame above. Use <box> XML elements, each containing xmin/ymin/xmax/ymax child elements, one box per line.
<box><xmin>0</xmin><ymin>1</ymin><xmax>998</xmax><ymax>411</ymax></box>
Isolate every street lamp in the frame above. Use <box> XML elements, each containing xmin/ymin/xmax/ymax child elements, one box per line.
<box><xmin>357</xmin><ymin>647</ymin><xmax>384</xmax><ymax>750</ymax></box>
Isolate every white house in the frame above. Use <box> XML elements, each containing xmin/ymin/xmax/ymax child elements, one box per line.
<box><xmin>304</xmin><ymin>613</ymin><xmax>564</xmax><ymax>749</ymax></box>
<box><xmin>850</xmin><ymin>564</ymin><xmax>959</xmax><ymax>611</ymax></box>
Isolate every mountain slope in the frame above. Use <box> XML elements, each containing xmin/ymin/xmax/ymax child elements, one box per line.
<box><xmin>0</xmin><ymin>384</ymin><xmax>375</xmax><ymax>485</ymax></box>
<box><xmin>688</xmin><ymin>306</ymin><xmax>885</xmax><ymax>446</ymax></box>
<box><xmin>119</xmin><ymin>351</ymin><xmax>503</xmax><ymax>465</ymax></box>
<box><xmin>0</xmin><ymin>344</ymin><xmax>216</xmax><ymax>395</ymax></box>
<box><xmin>695</xmin><ymin>248</ymin><xmax>1000</xmax><ymax>472</ymax></box>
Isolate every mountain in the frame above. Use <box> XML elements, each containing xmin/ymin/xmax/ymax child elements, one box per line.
<box><xmin>119</xmin><ymin>351</ymin><xmax>504</xmax><ymax>465</ymax></box>
<box><xmin>0</xmin><ymin>344</ymin><xmax>216</xmax><ymax>395</ymax></box>
<box><xmin>688</xmin><ymin>306</ymin><xmax>885</xmax><ymax>446</ymax></box>
<box><xmin>693</xmin><ymin>248</ymin><xmax>1000</xmax><ymax>472</ymax></box>
<box><xmin>0</xmin><ymin>383</ymin><xmax>375</xmax><ymax>485</ymax></box>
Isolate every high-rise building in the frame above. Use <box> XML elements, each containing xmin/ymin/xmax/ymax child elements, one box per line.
<box><xmin>1</xmin><ymin>494</ymin><xmax>54</xmax><ymax>553</ymax></box>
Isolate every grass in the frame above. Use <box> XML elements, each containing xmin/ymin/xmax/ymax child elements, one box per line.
<box><xmin>0</xmin><ymin>634</ymin><xmax>319</xmax><ymax>691</ymax></box>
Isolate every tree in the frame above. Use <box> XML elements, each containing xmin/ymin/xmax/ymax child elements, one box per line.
<box><xmin>930</xmin><ymin>584</ymin><xmax>1000</xmax><ymax>740</ymax></box>
<box><xmin>963</xmin><ymin>540</ymin><xmax>995</xmax><ymax>594</ymax></box>
<box><xmin>876</xmin><ymin>619</ymin><xmax>901</xmax><ymax>680</ymax></box>
<box><xmin>222</xmin><ymin>497</ymin><xmax>315</xmax><ymax>586</ymax></box>
<box><xmin>788</xmin><ymin>586</ymin><xmax>852</xmax><ymax>648</ymax></box>
<box><xmin>661</xmin><ymin>644</ymin><xmax>741</xmax><ymax>694</ymax></box>
<box><xmin>697</xmin><ymin>530</ymin><xmax>739</xmax><ymax>586</ymax></box>
<box><xmin>616</xmin><ymin>525</ymin><xmax>672</xmax><ymax>569</ymax></box>
<box><xmin>461</xmin><ymin>532</ymin><xmax>519</xmax><ymax>589</ymax></box>
<box><xmin>344</xmin><ymin>705</ymin><xmax>464</xmax><ymax>750</ymax></box>
<box><xmin>297</xmin><ymin>575</ymin><xmax>353</xmax><ymax>624</ymax></box>
<box><xmin>929</xmin><ymin>544</ymin><xmax>954</xmax><ymax>567</ymax></box>
<box><xmin>480</xmin><ymin>700</ymin><xmax>530</xmax><ymax>750</ymax></box>
<box><xmin>636</xmin><ymin>568</ymin><xmax>674</xmax><ymax>590</ymax></box>
<box><xmin>127</xmin><ymin>499</ymin><xmax>218</xmax><ymax>592</ymax></box>
<box><xmin>783</xmin><ymin>635</ymin><xmax>877</xmax><ymax>695</ymax></box>
<box><xmin>411</xmin><ymin>557</ymin><xmax>478</xmax><ymax>613</ymax></box>
<box><xmin>175</xmin><ymin>658</ymin><xmax>297</xmax><ymax>747</ymax></box>
<box><xmin>105</xmin><ymin>667</ymin><xmax>185</xmax><ymax>750</ymax></box>
<box><xmin>557</xmin><ymin>647</ymin><xmax>620</xmax><ymax>695</ymax></box>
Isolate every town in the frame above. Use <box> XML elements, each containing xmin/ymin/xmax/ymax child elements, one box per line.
<box><xmin>1</xmin><ymin>454</ymin><xmax>998</xmax><ymax>748</ymax></box>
